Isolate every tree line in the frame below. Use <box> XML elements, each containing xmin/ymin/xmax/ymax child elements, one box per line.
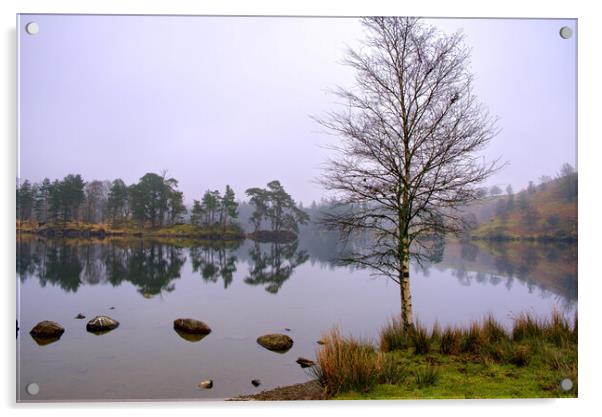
<box><xmin>491</xmin><ymin>163</ymin><xmax>577</xmax><ymax>230</ymax></box>
<box><xmin>17</xmin><ymin>173</ymin><xmax>309</xmax><ymax>233</ymax></box>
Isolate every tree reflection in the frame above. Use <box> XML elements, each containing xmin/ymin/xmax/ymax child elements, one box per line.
<box><xmin>189</xmin><ymin>241</ymin><xmax>242</xmax><ymax>288</ymax></box>
<box><xmin>105</xmin><ymin>241</ymin><xmax>186</xmax><ymax>297</ymax></box>
<box><xmin>17</xmin><ymin>238</ymin><xmax>186</xmax><ymax>297</ymax></box>
<box><xmin>244</xmin><ymin>241</ymin><xmax>309</xmax><ymax>293</ymax></box>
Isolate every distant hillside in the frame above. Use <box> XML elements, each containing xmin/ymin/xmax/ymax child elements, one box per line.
<box><xmin>469</xmin><ymin>172</ymin><xmax>577</xmax><ymax>241</ymax></box>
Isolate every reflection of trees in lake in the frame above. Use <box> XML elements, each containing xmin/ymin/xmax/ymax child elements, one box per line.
<box><xmin>189</xmin><ymin>242</ymin><xmax>242</xmax><ymax>288</ymax></box>
<box><xmin>105</xmin><ymin>241</ymin><xmax>186</xmax><ymax>297</ymax></box>
<box><xmin>17</xmin><ymin>239</ymin><xmax>84</xmax><ymax>291</ymax></box>
<box><xmin>41</xmin><ymin>243</ymin><xmax>84</xmax><ymax>291</ymax></box>
<box><xmin>244</xmin><ymin>241</ymin><xmax>309</xmax><ymax>293</ymax></box>
<box><xmin>17</xmin><ymin>238</ymin><xmax>186</xmax><ymax>297</ymax></box>
<box><xmin>444</xmin><ymin>240</ymin><xmax>577</xmax><ymax>307</ymax></box>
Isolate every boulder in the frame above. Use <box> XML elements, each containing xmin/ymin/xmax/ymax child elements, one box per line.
<box><xmin>75</xmin><ymin>313</ymin><xmax>86</xmax><ymax>319</ymax></box>
<box><xmin>30</xmin><ymin>321</ymin><xmax>65</xmax><ymax>339</ymax></box>
<box><xmin>251</xmin><ymin>379</ymin><xmax>261</xmax><ymax>387</ymax></box>
<box><xmin>173</xmin><ymin>318</ymin><xmax>212</xmax><ymax>335</ymax></box>
<box><xmin>296</xmin><ymin>357</ymin><xmax>316</xmax><ymax>368</ymax></box>
<box><xmin>257</xmin><ymin>333</ymin><xmax>294</xmax><ymax>351</ymax></box>
<box><xmin>86</xmin><ymin>315</ymin><xmax>119</xmax><ymax>333</ymax></box>
<box><xmin>198</xmin><ymin>380</ymin><xmax>213</xmax><ymax>389</ymax></box>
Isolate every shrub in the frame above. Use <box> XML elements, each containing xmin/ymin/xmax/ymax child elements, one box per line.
<box><xmin>430</xmin><ymin>321</ymin><xmax>441</xmax><ymax>343</ymax></box>
<box><xmin>509</xmin><ymin>345</ymin><xmax>532</xmax><ymax>366</ymax></box>
<box><xmin>440</xmin><ymin>326</ymin><xmax>462</xmax><ymax>355</ymax></box>
<box><xmin>411</xmin><ymin>321</ymin><xmax>431</xmax><ymax>355</ymax></box>
<box><xmin>311</xmin><ymin>327</ymin><xmax>378</xmax><ymax>395</ymax></box>
<box><xmin>547</xmin><ymin>309</ymin><xmax>571</xmax><ymax>347</ymax></box>
<box><xmin>512</xmin><ymin>313</ymin><xmax>543</xmax><ymax>341</ymax></box>
<box><xmin>376</xmin><ymin>354</ymin><xmax>407</xmax><ymax>385</ymax></box>
<box><xmin>461</xmin><ymin>322</ymin><xmax>484</xmax><ymax>354</ymax></box>
<box><xmin>379</xmin><ymin>316</ymin><xmax>410</xmax><ymax>352</ymax></box>
<box><xmin>482</xmin><ymin>315</ymin><xmax>508</xmax><ymax>344</ymax></box>
<box><xmin>415</xmin><ymin>364</ymin><xmax>440</xmax><ymax>388</ymax></box>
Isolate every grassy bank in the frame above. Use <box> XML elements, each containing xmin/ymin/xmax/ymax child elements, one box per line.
<box><xmin>16</xmin><ymin>221</ymin><xmax>246</xmax><ymax>240</ymax></box>
<box><xmin>311</xmin><ymin>312</ymin><xmax>577</xmax><ymax>399</ymax></box>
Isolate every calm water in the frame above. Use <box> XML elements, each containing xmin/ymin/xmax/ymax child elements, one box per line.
<box><xmin>16</xmin><ymin>235</ymin><xmax>577</xmax><ymax>401</ymax></box>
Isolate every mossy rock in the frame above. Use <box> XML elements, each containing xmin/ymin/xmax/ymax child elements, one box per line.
<box><xmin>257</xmin><ymin>333</ymin><xmax>294</xmax><ymax>352</ymax></box>
<box><xmin>173</xmin><ymin>318</ymin><xmax>212</xmax><ymax>335</ymax></box>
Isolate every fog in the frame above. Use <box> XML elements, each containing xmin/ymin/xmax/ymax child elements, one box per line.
<box><xmin>18</xmin><ymin>15</ymin><xmax>576</xmax><ymax>204</ymax></box>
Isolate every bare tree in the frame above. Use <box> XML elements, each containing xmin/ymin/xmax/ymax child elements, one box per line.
<box><xmin>317</xmin><ymin>17</ymin><xmax>501</xmax><ymax>328</ymax></box>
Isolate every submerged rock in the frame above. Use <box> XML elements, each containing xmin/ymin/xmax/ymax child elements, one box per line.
<box><xmin>251</xmin><ymin>379</ymin><xmax>261</xmax><ymax>387</ymax></box>
<box><xmin>257</xmin><ymin>333</ymin><xmax>294</xmax><ymax>352</ymax></box>
<box><xmin>296</xmin><ymin>357</ymin><xmax>316</xmax><ymax>368</ymax></box>
<box><xmin>173</xmin><ymin>318</ymin><xmax>212</xmax><ymax>335</ymax></box>
<box><xmin>86</xmin><ymin>316</ymin><xmax>119</xmax><ymax>333</ymax></box>
<box><xmin>75</xmin><ymin>313</ymin><xmax>86</xmax><ymax>319</ymax></box>
<box><xmin>198</xmin><ymin>380</ymin><xmax>213</xmax><ymax>389</ymax></box>
<box><xmin>30</xmin><ymin>320</ymin><xmax>65</xmax><ymax>339</ymax></box>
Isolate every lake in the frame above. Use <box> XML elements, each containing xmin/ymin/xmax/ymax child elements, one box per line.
<box><xmin>16</xmin><ymin>235</ymin><xmax>577</xmax><ymax>401</ymax></box>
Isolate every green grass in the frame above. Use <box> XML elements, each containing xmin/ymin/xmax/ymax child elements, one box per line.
<box><xmin>335</xmin><ymin>343</ymin><xmax>576</xmax><ymax>399</ymax></box>
<box><xmin>313</xmin><ymin>311</ymin><xmax>577</xmax><ymax>400</ymax></box>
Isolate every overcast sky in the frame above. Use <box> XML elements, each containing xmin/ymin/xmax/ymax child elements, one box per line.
<box><xmin>18</xmin><ymin>15</ymin><xmax>576</xmax><ymax>204</ymax></box>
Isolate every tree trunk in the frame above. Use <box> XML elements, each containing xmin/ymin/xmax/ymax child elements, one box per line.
<box><xmin>399</xmin><ymin>237</ymin><xmax>413</xmax><ymax>329</ymax></box>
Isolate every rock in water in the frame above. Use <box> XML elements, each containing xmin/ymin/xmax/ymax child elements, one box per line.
<box><xmin>173</xmin><ymin>318</ymin><xmax>212</xmax><ymax>335</ymax></box>
<box><xmin>75</xmin><ymin>313</ymin><xmax>86</xmax><ymax>319</ymax></box>
<box><xmin>256</xmin><ymin>334</ymin><xmax>294</xmax><ymax>351</ymax></box>
<box><xmin>316</xmin><ymin>340</ymin><xmax>325</xmax><ymax>345</ymax></box>
<box><xmin>30</xmin><ymin>321</ymin><xmax>65</xmax><ymax>339</ymax></box>
<box><xmin>296</xmin><ymin>357</ymin><xmax>316</xmax><ymax>368</ymax></box>
<box><xmin>86</xmin><ymin>316</ymin><xmax>119</xmax><ymax>333</ymax></box>
<box><xmin>198</xmin><ymin>380</ymin><xmax>213</xmax><ymax>389</ymax></box>
<box><xmin>251</xmin><ymin>379</ymin><xmax>261</xmax><ymax>387</ymax></box>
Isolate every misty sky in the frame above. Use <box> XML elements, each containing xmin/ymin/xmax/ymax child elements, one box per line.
<box><xmin>18</xmin><ymin>15</ymin><xmax>577</xmax><ymax>205</ymax></box>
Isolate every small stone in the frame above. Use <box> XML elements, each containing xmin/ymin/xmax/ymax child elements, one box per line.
<box><xmin>174</xmin><ymin>318</ymin><xmax>212</xmax><ymax>335</ymax></box>
<box><xmin>86</xmin><ymin>315</ymin><xmax>119</xmax><ymax>333</ymax></box>
<box><xmin>251</xmin><ymin>379</ymin><xmax>261</xmax><ymax>387</ymax></box>
<box><xmin>257</xmin><ymin>333</ymin><xmax>294</xmax><ymax>351</ymax></box>
<box><xmin>316</xmin><ymin>340</ymin><xmax>325</xmax><ymax>345</ymax></box>
<box><xmin>198</xmin><ymin>380</ymin><xmax>213</xmax><ymax>389</ymax></box>
<box><xmin>296</xmin><ymin>357</ymin><xmax>316</xmax><ymax>368</ymax></box>
<box><xmin>75</xmin><ymin>313</ymin><xmax>86</xmax><ymax>319</ymax></box>
<box><xmin>109</xmin><ymin>307</ymin><xmax>115</xmax><ymax>310</ymax></box>
<box><xmin>284</xmin><ymin>328</ymin><xmax>291</xmax><ymax>331</ymax></box>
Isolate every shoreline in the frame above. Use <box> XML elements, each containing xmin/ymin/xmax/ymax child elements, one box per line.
<box><xmin>231</xmin><ymin>381</ymin><xmax>326</xmax><ymax>401</ymax></box>
<box><xmin>16</xmin><ymin>223</ymin><xmax>298</xmax><ymax>243</ymax></box>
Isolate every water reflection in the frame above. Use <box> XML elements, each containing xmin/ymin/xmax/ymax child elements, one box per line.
<box><xmin>189</xmin><ymin>241</ymin><xmax>242</xmax><ymax>288</ymax></box>
<box><xmin>424</xmin><ymin>239</ymin><xmax>578</xmax><ymax>309</ymax></box>
<box><xmin>16</xmin><ymin>236</ymin><xmax>576</xmax><ymax>306</ymax></box>
<box><xmin>104</xmin><ymin>241</ymin><xmax>186</xmax><ymax>297</ymax></box>
<box><xmin>244</xmin><ymin>241</ymin><xmax>309</xmax><ymax>293</ymax></box>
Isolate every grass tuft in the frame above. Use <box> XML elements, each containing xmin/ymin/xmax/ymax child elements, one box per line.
<box><xmin>415</xmin><ymin>364</ymin><xmax>440</xmax><ymax>388</ymax></box>
<box><xmin>311</xmin><ymin>327</ymin><xmax>377</xmax><ymax>395</ymax></box>
<box><xmin>461</xmin><ymin>322</ymin><xmax>485</xmax><ymax>354</ymax></box>
<box><xmin>410</xmin><ymin>321</ymin><xmax>431</xmax><ymax>355</ymax></box>
<box><xmin>379</xmin><ymin>316</ymin><xmax>410</xmax><ymax>352</ymax></box>
<box><xmin>440</xmin><ymin>326</ymin><xmax>462</xmax><ymax>355</ymax></box>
